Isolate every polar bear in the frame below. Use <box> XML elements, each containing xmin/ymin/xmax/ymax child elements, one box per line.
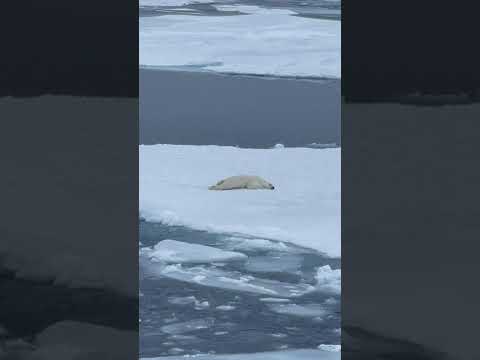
<box><xmin>208</xmin><ymin>175</ymin><xmax>275</xmax><ymax>191</ymax></box>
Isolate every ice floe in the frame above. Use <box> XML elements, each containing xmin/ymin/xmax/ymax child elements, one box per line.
<box><xmin>214</xmin><ymin>331</ymin><xmax>229</xmax><ymax>336</ymax></box>
<box><xmin>141</xmin><ymin>348</ymin><xmax>340</xmax><ymax>360</ymax></box>
<box><xmin>315</xmin><ymin>265</ymin><xmax>340</xmax><ymax>295</ymax></box>
<box><xmin>143</xmin><ymin>239</ymin><xmax>247</xmax><ymax>264</ymax></box>
<box><xmin>139</xmin><ymin>5</ymin><xmax>340</xmax><ymax>78</ymax></box>
<box><xmin>222</xmin><ymin>237</ymin><xmax>292</xmax><ymax>253</ymax></box>
<box><xmin>144</xmin><ymin>263</ymin><xmax>315</xmax><ymax>297</ymax></box>
<box><xmin>318</xmin><ymin>344</ymin><xmax>341</xmax><ymax>352</ymax></box>
<box><xmin>168</xmin><ymin>295</ymin><xmax>210</xmax><ymax>310</ymax></box>
<box><xmin>161</xmin><ymin>318</ymin><xmax>215</xmax><ymax>335</ymax></box>
<box><xmin>140</xmin><ymin>145</ymin><xmax>340</xmax><ymax>257</ymax></box>
<box><xmin>259</xmin><ymin>298</ymin><xmax>291</xmax><ymax>303</ymax></box>
<box><xmin>168</xmin><ymin>347</ymin><xmax>185</xmax><ymax>355</ymax></box>
<box><xmin>268</xmin><ymin>303</ymin><xmax>327</xmax><ymax>318</ymax></box>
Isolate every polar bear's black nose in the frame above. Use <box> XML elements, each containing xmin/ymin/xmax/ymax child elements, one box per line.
<box><xmin>271</xmin><ymin>186</ymin><xmax>275</xmax><ymax>190</ymax></box>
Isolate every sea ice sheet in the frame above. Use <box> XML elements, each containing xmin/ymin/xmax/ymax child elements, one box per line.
<box><xmin>140</xmin><ymin>5</ymin><xmax>340</xmax><ymax>78</ymax></box>
<box><xmin>140</xmin><ymin>145</ymin><xmax>340</xmax><ymax>257</ymax></box>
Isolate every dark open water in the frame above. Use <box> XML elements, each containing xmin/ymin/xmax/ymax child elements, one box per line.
<box><xmin>140</xmin><ymin>69</ymin><xmax>340</xmax><ymax>148</ymax></box>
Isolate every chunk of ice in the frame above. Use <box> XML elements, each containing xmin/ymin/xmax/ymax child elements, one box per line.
<box><xmin>268</xmin><ymin>304</ymin><xmax>327</xmax><ymax>318</ymax></box>
<box><xmin>161</xmin><ymin>318</ymin><xmax>215</xmax><ymax>335</ymax></box>
<box><xmin>260</xmin><ymin>298</ymin><xmax>291</xmax><ymax>303</ymax></box>
<box><xmin>148</xmin><ymin>263</ymin><xmax>314</xmax><ymax>297</ymax></box>
<box><xmin>315</xmin><ymin>265</ymin><xmax>340</xmax><ymax>295</ymax></box>
<box><xmin>222</xmin><ymin>237</ymin><xmax>291</xmax><ymax>253</ymax></box>
<box><xmin>145</xmin><ymin>239</ymin><xmax>247</xmax><ymax>264</ymax></box>
<box><xmin>318</xmin><ymin>344</ymin><xmax>341</xmax><ymax>352</ymax></box>
<box><xmin>168</xmin><ymin>296</ymin><xmax>210</xmax><ymax>310</ymax></box>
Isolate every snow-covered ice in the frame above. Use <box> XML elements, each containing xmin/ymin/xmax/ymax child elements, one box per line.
<box><xmin>315</xmin><ymin>265</ymin><xmax>341</xmax><ymax>295</ymax></box>
<box><xmin>143</xmin><ymin>239</ymin><xmax>247</xmax><ymax>264</ymax></box>
<box><xmin>141</xmin><ymin>348</ymin><xmax>340</xmax><ymax>360</ymax></box>
<box><xmin>139</xmin><ymin>145</ymin><xmax>340</xmax><ymax>257</ymax></box>
<box><xmin>140</xmin><ymin>5</ymin><xmax>340</xmax><ymax>78</ymax></box>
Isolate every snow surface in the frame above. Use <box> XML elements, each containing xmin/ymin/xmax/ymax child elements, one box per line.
<box><xmin>143</xmin><ymin>239</ymin><xmax>247</xmax><ymax>263</ymax></box>
<box><xmin>139</xmin><ymin>5</ymin><xmax>340</xmax><ymax>78</ymax></box>
<box><xmin>139</xmin><ymin>145</ymin><xmax>340</xmax><ymax>257</ymax></box>
<box><xmin>142</xmin><ymin>349</ymin><xmax>340</xmax><ymax>360</ymax></box>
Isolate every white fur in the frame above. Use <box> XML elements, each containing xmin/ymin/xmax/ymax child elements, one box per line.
<box><xmin>209</xmin><ymin>175</ymin><xmax>275</xmax><ymax>191</ymax></box>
